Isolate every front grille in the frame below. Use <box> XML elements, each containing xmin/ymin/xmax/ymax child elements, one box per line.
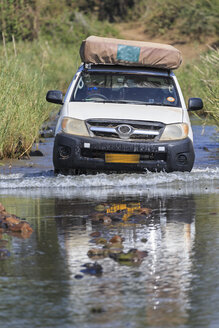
<box><xmin>129</xmin><ymin>133</ymin><xmax>155</xmax><ymax>140</ymax></box>
<box><xmin>86</xmin><ymin>119</ymin><xmax>164</xmax><ymax>142</ymax></box>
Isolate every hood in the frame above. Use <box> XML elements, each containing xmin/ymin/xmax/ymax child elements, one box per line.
<box><xmin>67</xmin><ymin>102</ymin><xmax>183</xmax><ymax>124</ymax></box>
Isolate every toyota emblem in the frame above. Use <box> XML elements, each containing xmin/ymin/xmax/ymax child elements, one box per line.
<box><xmin>117</xmin><ymin>124</ymin><xmax>133</xmax><ymax>138</ymax></box>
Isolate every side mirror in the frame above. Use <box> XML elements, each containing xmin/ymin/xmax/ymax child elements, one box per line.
<box><xmin>188</xmin><ymin>98</ymin><xmax>203</xmax><ymax>111</ymax></box>
<box><xmin>46</xmin><ymin>90</ymin><xmax>63</xmax><ymax>105</ymax></box>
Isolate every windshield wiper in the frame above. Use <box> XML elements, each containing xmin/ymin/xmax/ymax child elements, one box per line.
<box><xmin>80</xmin><ymin>99</ymin><xmax>173</xmax><ymax>106</ymax></box>
<box><xmin>112</xmin><ymin>100</ymin><xmax>166</xmax><ymax>106</ymax></box>
<box><xmin>84</xmin><ymin>99</ymin><xmax>149</xmax><ymax>105</ymax></box>
<box><xmin>83</xmin><ymin>99</ymin><xmax>130</xmax><ymax>104</ymax></box>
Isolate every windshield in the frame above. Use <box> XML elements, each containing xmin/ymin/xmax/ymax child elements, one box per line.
<box><xmin>71</xmin><ymin>72</ymin><xmax>181</xmax><ymax>107</ymax></box>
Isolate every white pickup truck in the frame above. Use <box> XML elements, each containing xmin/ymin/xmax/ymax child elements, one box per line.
<box><xmin>46</xmin><ymin>36</ymin><xmax>203</xmax><ymax>174</ymax></box>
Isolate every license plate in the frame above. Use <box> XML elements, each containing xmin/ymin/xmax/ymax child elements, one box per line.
<box><xmin>105</xmin><ymin>153</ymin><xmax>140</xmax><ymax>163</ymax></box>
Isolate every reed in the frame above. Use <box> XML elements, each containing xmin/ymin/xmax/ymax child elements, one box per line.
<box><xmin>200</xmin><ymin>49</ymin><xmax>219</xmax><ymax>124</ymax></box>
<box><xmin>177</xmin><ymin>48</ymin><xmax>219</xmax><ymax>126</ymax></box>
<box><xmin>0</xmin><ymin>39</ymin><xmax>80</xmax><ymax>158</ymax></box>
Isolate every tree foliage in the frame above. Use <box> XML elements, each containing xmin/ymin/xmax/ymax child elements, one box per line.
<box><xmin>0</xmin><ymin>0</ymin><xmax>218</xmax><ymax>42</ymax></box>
<box><xmin>0</xmin><ymin>0</ymin><xmax>135</xmax><ymax>42</ymax></box>
<box><xmin>75</xmin><ymin>0</ymin><xmax>135</xmax><ymax>22</ymax></box>
<box><xmin>139</xmin><ymin>0</ymin><xmax>219</xmax><ymax>41</ymax></box>
<box><xmin>0</xmin><ymin>0</ymin><xmax>92</xmax><ymax>42</ymax></box>
<box><xmin>0</xmin><ymin>0</ymin><xmax>38</xmax><ymax>40</ymax></box>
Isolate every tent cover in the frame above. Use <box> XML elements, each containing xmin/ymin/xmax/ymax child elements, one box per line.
<box><xmin>80</xmin><ymin>36</ymin><xmax>182</xmax><ymax>70</ymax></box>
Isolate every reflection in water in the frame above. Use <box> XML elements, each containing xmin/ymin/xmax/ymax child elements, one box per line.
<box><xmin>0</xmin><ymin>192</ymin><xmax>218</xmax><ymax>328</ymax></box>
<box><xmin>54</xmin><ymin>195</ymin><xmax>196</xmax><ymax>327</ymax></box>
<box><xmin>144</xmin><ymin>200</ymin><xmax>195</xmax><ymax>327</ymax></box>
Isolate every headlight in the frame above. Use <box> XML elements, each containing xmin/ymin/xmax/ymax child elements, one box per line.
<box><xmin>159</xmin><ymin>123</ymin><xmax>189</xmax><ymax>141</ymax></box>
<box><xmin>61</xmin><ymin>117</ymin><xmax>89</xmax><ymax>136</ymax></box>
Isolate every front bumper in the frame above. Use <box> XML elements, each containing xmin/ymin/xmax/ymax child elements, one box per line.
<box><xmin>53</xmin><ymin>133</ymin><xmax>195</xmax><ymax>173</ymax></box>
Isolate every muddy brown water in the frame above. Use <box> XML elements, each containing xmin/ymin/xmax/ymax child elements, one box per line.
<box><xmin>0</xmin><ymin>123</ymin><xmax>218</xmax><ymax>328</ymax></box>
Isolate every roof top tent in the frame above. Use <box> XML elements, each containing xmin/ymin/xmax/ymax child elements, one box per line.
<box><xmin>80</xmin><ymin>36</ymin><xmax>182</xmax><ymax>70</ymax></box>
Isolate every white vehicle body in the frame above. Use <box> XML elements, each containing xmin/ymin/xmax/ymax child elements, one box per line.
<box><xmin>47</xmin><ymin>64</ymin><xmax>203</xmax><ymax>174</ymax></box>
<box><xmin>55</xmin><ymin>68</ymin><xmax>192</xmax><ymax>137</ymax></box>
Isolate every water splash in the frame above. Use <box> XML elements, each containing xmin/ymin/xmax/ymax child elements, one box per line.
<box><xmin>0</xmin><ymin>167</ymin><xmax>218</xmax><ymax>198</ymax></box>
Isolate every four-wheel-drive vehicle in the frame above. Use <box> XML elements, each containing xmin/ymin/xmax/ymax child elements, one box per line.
<box><xmin>46</xmin><ymin>36</ymin><xmax>203</xmax><ymax>174</ymax></box>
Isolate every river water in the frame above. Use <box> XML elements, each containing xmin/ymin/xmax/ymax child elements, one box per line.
<box><xmin>0</xmin><ymin>123</ymin><xmax>218</xmax><ymax>328</ymax></box>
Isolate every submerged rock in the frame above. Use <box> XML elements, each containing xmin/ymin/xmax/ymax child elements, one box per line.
<box><xmin>95</xmin><ymin>237</ymin><xmax>107</xmax><ymax>245</ymax></box>
<box><xmin>107</xmin><ymin>247</ymin><xmax>123</xmax><ymax>256</ymax></box>
<box><xmin>109</xmin><ymin>213</ymin><xmax>124</xmax><ymax>222</ymax></box>
<box><xmin>107</xmin><ymin>242</ymin><xmax>124</xmax><ymax>249</ymax></box>
<box><xmin>74</xmin><ymin>274</ymin><xmax>83</xmax><ymax>279</ymax></box>
<box><xmin>129</xmin><ymin>249</ymin><xmax>148</xmax><ymax>260</ymax></box>
<box><xmin>0</xmin><ymin>202</ymin><xmax>33</xmax><ymax>259</ymax></box>
<box><xmin>0</xmin><ymin>202</ymin><xmax>33</xmax><ymax>238</ymax></box>
<box><xmin>0</xmin><ymin>240</ymin><xmax>8</xmax><ymax>247</ymax></box>
<box><xmin>109</xmin><ymin>235</ymin><xmax>123</xmax><ymax>244</ymax></box>
<box><xmin>0</xmin><ymin>222</ymin><xmax>8</xmax><ymax>230</ymax></box>
<box><xmin>90</xmin><ymin>306</ymin><xmax>105</xmax><ymax>314</ymax></box>
<box><xmin>29</xmin><ymin>150</ymin><xmax>44</xmax><ymax>157</ymax></box>
<box><xmin>9</xmin><ymin>230</ymin><xmax>33</xmax><ymax>239</ymax></box>
<box><xmin>95</xmin><ymin>204</ymin><xmax>106</xmax><ymax>212</ymax></box>
<box><xmin>9</xmin><ymin>222</ymin><xmax>33</xmax><ymax>233</ymax></box>
<box><xmin>5</xmin><ymin>216</ymin><xmax>21</xmax><ymax>225</ymax></box>
<box><xmin>81</xmin><ymin>262</ymin><xmax>103</xmax><ymax>276</ymax></box>
<box><xmin>102</xmin><ymin>216</ymin><xmax>112</xmax><ymax>225</ymax></box>
<box><xmin>90</xmin><ymin>231</ymin><xmax>101</xmax><ymax>238</ymax></box>
<box><xmin>0</xmin><ymin>249</ymin><xmax>10</xmax><ymax>260</ymax></box>
<box><xmin>109</xmin><ymin>248</ymin><xmax>148</xmax><ymax>265</ymax></box>
<box><xmin>136</xmin><ymin>207</ymin><xmax>152</xmax><ymax>215</ymax></box>
<box><xmin>90</xmin><ymin>212</ymin><xmax>105</xmax><ymax>222</ymax></box>
<box><xmin>87</xmin><ymin>248</ymin><xmax>108</xmax><ymax>259</ymax></box>
<box><xmin>39</xmin><ymin>127</ymin><xmax>54</xmax><ymax>138</ymax></box>
<box><xmin>0</xmin><ymin>203</ymin><xmax>6</xmax><ymax>212</ymax></box>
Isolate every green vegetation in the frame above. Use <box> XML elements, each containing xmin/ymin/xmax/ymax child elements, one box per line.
<box><xmin>0</xmin><ymin>40</ymin><xmax>81</xmax><ymax>158</ymax></box>
<box><xmin>0</xmin><ymin>2</ymin><xmax>118</xmax><ymax>158</ymax></box>
<box><xmin>136</xmin><ymin>0</ymin><xmax>219</xmax><ymax>42</ymax></box>
<box><xmin>1</xmin><ymin>0</ymin><xmax>218</xmax><ymax>43</ymax></box>
<box><xmin>177</xmin><ymin>48</ymin><xmax>219</xmax><ymax>124</ymax></box>
<box><xmin>0</xmin><ymin>0</ymin><xmax>119</xmax><ymax>42</ymax></box>
<box><xmin>0</xmin><ymin>0</ymin><xmax>218</xmax><ymax>158</ymax></box>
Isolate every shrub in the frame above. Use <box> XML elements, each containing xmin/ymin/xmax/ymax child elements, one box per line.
<box><xmin>138</xmin><ymin>0</ymin><xmax>219</xmax><ymax>41</ymax></box>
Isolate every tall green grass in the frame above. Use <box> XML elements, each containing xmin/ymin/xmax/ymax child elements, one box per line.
<box><xmin>0</xmin><ymin>40</ymin><xmax>81</xmax><ymax>158</ymax></box>
<box><xmin>177</xmin><ymin>48</ymin><xmax>219</xmax><ymax>125</ymax></box>
<box><xmin>0</xmin><ymin>15</ymin><xmax>118</xmax><ymax>159</ymax></box>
